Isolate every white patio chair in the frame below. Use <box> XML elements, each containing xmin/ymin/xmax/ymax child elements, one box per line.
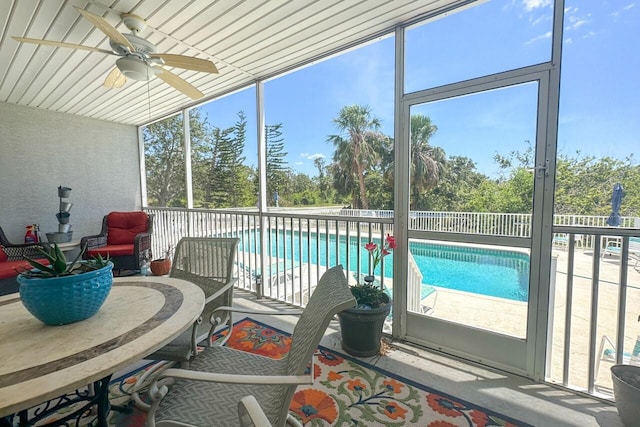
<box><xmin>132</xmin><ymin>237</ymin><xmax>239</xmax><ymax>410</ymax></box>
<box><xmin>142</xmin><ymin>264</ymin><xmax>356</xmax><ymax>427</ymax></box>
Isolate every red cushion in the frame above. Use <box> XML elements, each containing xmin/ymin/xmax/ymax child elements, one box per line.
<box><xmin>0</xmin><ymin>259</ymin><xmax>48</xmax><ymax>279</ymax></box>
<box><xmin>106</xmin><ymin>212</ymin><xmax>149</xmax><ymax>245</ymax></box>
<box><xmin>87</xmin><ymin>244</ymin><xmax>134</xmax><ymax>258</ymax></box>
<box><xmin>0</xmin><ymin>247</ymin><xmax>7</xmax><ymax>263</ymax></box>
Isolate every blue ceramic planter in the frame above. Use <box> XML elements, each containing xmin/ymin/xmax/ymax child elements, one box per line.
<box><xmin>18</xmin><ymin>263</ymin><xmax>113</xmax><ymax>326</ymax></box>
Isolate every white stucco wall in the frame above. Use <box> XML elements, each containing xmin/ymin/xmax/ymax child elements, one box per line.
<box><xmin>0</xmin><ymin>102</ymin><xmax>141</xmax><ymax>243</ymax></box>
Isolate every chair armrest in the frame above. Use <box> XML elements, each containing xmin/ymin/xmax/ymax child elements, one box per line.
<box><xmin>134</xmin><ymin>232</ymin><xmax>152</xmax><ymax>249</ymax></box>
<box><xmin>186</xmin><ymin>278</ymin><xmax>239</xmax><ymax>359</ymax></box>
<box><xmin>210</xmin><ymin>305</ymin><xmax>304</xmax><ymax>320</ymax></box>
<box><xmin>81</xmin><ymin>235</ymin><xmax>107</xmax><ymax>251</ymax></box>
<box><xmin>205</xmin><ymin>278</ymin><xmax>238</xmax><ymax>304</ymax></box>
<box><xmin>158</xmin><ymin>368</ymin><xmax>313</xmax><ymax>385</ymax></box>
<box><xmin>238</xmin><ymin>395</ymin><xmax>272</xmax><ymax>427</ymax></box>
<box><xmin>133</xmin><ymin>233</ymin><xmax>153</xmax><ymax>266</ymax></box>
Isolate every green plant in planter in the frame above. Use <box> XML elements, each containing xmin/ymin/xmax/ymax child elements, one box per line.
<box><xmin>350</xmin><ymin>281</ymin><xmax>390</xmax><ymax>309</ymax></box>
<box><xmin>20</xmin><ymin>243</ymin><xmax>110</xmax><ymax>278</ymax></box>
<box><xmin>351</xmin><ymin>234</ymin><xmax>396</xmax><ymax>309</ymax></box>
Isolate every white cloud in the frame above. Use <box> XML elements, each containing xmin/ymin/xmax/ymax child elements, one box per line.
<box><xmin>529</xmin><ymin>14</ymin><xmax>550</xmax><ymax>26</ymax></box>
<box><xmin>564</xmin><ymin>37</ymin><xmax>573</xmax><ymax>45</ymax></box>
<box><xmin>523</xmin><ymin>0</ymin><xmax>552</xmax><ymax>12</ymax></box>
<box><xmin>612</xmin><ymin>3</ymin><xmax>635</xmax><ymax>17</ymax></box>
<box><xmin>301</xmin><ymin>152</ymin><xmax>325</xmax><ymax>160</ymax></box>
<box><xmin>295</xmin><ymin>161</ymin><xmax>304</xmax><ymax>166</ymax></box>
<box><xmin>525</xmin><ymin>31</ymin><xmax>552</xmax><ymax>44</ymax></box>
<box><xmin>566</xmin><ymin>14</ymin><xmax>590</xmax><ymax>31</ymax></box>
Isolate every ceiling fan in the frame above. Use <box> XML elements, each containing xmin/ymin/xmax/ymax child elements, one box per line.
<box><xmin>12</xmin><ymin>7</ymin><xmax>218</xmax><ymax>100</ymax></box>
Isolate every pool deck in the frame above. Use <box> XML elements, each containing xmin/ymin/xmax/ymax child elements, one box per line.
<box><xmin>423</xmin><ymin>247</ymin><xmax>640</xmax><ymax>394</ymax></box>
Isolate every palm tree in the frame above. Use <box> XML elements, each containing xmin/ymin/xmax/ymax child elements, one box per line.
<box><xmin>410</xmin><ymin>114</ymin><xmax>443</xmax><ymax>209</ymax></box>
<box><xmin>327</xmin><ymin>105</ymin><xmax>385</xmax><ymax>209</ymax></box>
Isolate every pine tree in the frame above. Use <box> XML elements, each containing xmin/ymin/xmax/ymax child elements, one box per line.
<box><xmin>266</xmin><ymin>123</ymin><xmax>290</xmax><ymax>205</ymax></box>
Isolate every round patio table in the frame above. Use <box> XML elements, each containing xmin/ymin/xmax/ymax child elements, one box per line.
<box><xmin>0</xmin><ymin>276</ymin><xmax>205</xmax><ymax>426</ymax></box>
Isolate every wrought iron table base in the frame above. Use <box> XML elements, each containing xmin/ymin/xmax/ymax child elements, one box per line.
<box><xmin>1</xmin><ymin>375</ymin><xmax>114</xmax><ymax>427</ymax></box>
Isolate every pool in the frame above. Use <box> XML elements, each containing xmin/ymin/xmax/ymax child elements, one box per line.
<box><xmin>409</xmin><ymin>242</ymin><xmax>529</xmax><ymax>301</ymax></box>
<box><xmin>236</xmin><ymin>230</ymin><xmax>530</xmax><ymax>302</ymax></box>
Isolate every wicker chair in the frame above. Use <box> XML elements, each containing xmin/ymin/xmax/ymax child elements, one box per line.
<box><xmin>80</xmin><ymin>211</ymin><xmax>153</xmax><ymax>273</ymax></box>
<box><xmin>141</xmin><ymin>265</ymin><xmax>355</xmax><ymax>427</ymax></box>
<box><xmin>0</xmin><ymin>227</ymin><xmax>48</xmax><ymax>260</ymax></box>
<box><xmin>152</xmin><ymin>237</ymin><xmax>240</xmax><ymax>361</ymax></box>
<box><xmin>0</xmin><ymin>227</ymin><xmax>49</xmax><ymax>295</ymax></box>
<box><xmin>132</xmin><ymin>237</ymin><xmax>240</xmax><ymax>410</ymax></box>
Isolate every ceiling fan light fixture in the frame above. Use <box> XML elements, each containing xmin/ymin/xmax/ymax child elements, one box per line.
<box><xmin>116</xmin><ymin>56</ymin><xmax>152</xmax><ymax>81</ymax></box>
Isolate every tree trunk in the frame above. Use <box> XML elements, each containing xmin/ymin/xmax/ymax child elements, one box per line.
<box><xmin>357</xmin><ymin>166</ymin><xmax>368</xmax><ymax>209</ymax></box>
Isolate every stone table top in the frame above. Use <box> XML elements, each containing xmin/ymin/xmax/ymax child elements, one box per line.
<box><xmin>0</xmin><ymin>276</ymin><xmax>205</xmax><ymax>417</ymax></box>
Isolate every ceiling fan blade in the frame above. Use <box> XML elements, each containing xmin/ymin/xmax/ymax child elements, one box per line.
<box><xmin>155</xmin><ymin>68</ymin><xmax>204</xmax><ymax>100</ymax></box>
<box><xmin>74</xmin><ymin>7</ymin><xmax>133</xmax><ymax>51</ymax></box>
<box><xmin>104</xmin><ymin>67</ymin><xmax>127</xmax><ymax>88</ymax></box>
<box><xmin>152</xmin><ymin>54</ymin><xmax>218</xmax><ymax>74</ymax></box>
<box><xmin>12</xmin><ymin>36</ymin><xmax>114</xmax><ymax>55</ymax></box>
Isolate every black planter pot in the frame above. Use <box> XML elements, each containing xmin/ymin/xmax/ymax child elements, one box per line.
<box><xmin>338</xmin><ymin>302</ymin><xmax>391</xmax><ymax>357</ymax></box>
<box><xmin>611</xmin><ymin>364</ymin><xmax>640</xmax><ymax>427</ymax></box>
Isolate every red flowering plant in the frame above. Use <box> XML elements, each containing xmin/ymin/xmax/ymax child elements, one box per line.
<box><xmin>351</xmin><ymin>234</ymin><xmax>396</xmax><ymax>309</ymax></box>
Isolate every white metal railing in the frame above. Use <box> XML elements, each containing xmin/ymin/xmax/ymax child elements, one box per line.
<box><xmin>334</xmin><ymin>209</ymin><xmax>639</xmax><ymax>240</ymax></box>
<box><xmin>144</xmin><ymin>206</ymin><xmax>640</xmax><ymax>402</ymax></box>
<box><xmin>549</xmin><ymin>226</ymin><xmax>640</xmax><ymax>401</ymax></box>
<box><xmin>145</xmin><ymin>207</ymin><xmax>395</xmax><ymax>303</ymax></box>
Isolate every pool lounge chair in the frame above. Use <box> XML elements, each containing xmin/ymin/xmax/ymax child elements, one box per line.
<box><xmin>553</xmin><ymin>233</ymin><xmax>584</xmax><ymax>250</ymax></box>
<box><xmin>602</xmin><ymin>236</ymin><xmax>640</xmax><ymax>270</ymax></box>
<box><xmin>595</xmin><ymin>335</ymin><xmax>640</xmax><ymax>384</ymax></box>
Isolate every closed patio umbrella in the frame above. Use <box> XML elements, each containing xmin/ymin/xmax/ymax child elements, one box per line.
<box><xmin>606</xmin><ymin>183</ymin><xmax>624</xmax><ymax>226</ymax></box>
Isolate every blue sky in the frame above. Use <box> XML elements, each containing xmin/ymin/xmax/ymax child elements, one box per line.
<box><xmin>199</xmin><ymin>0</ymin><xmax>639</xmax><ymax>179</ymax></box>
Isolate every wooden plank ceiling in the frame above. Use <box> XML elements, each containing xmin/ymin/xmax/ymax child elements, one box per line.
<box><xmin>0</xmin><ymin>0</ymin><xmax>469</xmax><ymax>126</ymax></box>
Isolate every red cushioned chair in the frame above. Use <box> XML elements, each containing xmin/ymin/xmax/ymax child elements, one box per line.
<box><xmin>0</xmin><ymin>227</ymin><xmax>49</xmax><ymax>295</ymax></box>
<box><xmin>81</xmin><ymin>212</ymin><xmax>153</xmax><ymax>274</ymax></box>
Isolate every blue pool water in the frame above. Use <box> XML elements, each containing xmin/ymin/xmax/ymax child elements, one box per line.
<box><xmin>237</xmin><ymin>230</ymin><xmax>530</xmax><ymax>302</ymax></box>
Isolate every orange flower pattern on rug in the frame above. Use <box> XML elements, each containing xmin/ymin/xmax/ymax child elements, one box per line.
<box><xmin>102</xmin><ymin>318</ymin><xmax>530</xmax><ymax>426</ymax></box>
<box><xmin>224</xmin><ymin>319</ymin><xmax>529</xmax><ymax>427</ymax></box>
<box><xmin>216</xmin><ymin>318</ymin><xmax>291</xmax><ymax>359</ymax></box>
<box><xmin>290</xmin><ymin>389</ymin><xmax>338</xmax><ymax>424</ymax></box>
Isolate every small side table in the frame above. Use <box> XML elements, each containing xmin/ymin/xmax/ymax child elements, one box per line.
<box><xmin>52</xmin><ymin>241</ymin><xmax>82</xmax><ymax>258</ymax></box>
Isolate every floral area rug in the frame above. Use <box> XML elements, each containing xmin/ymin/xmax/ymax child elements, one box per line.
<box><xmin>20</xmin><ymin>318</ymin><xmax>531</xmax><ymax>427</ymax></box>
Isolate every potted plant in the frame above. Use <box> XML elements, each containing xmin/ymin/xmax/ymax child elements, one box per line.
<box><xmin>611</xmin><ymin>314</ymin><xmax>640</xmax><ymax>427</ymax></box>
<box><xmin>337</xmin><ymin>234</ymin><xmax>396</xmax><ymax>357</ymax></box>
<box><xmin>150</xmin><ymin>245</ymin><xmax>173</xmax><ymax>276</ymax></box>
<box><xmin>17</xmin><ymin>244</ymin><xmax>113</xmax><ymax>326</ymax></box>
